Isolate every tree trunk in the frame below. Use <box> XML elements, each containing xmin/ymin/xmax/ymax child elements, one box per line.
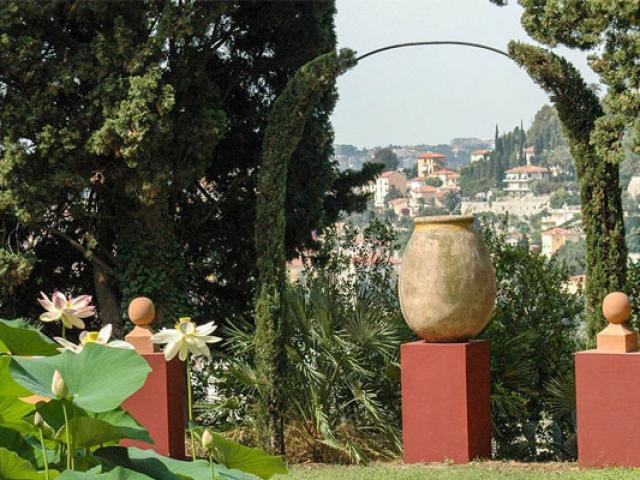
<box><xmin>117</xmin><ymin>189</ymin><xmax>189</xmax><ymax>328</ymax></box>
<box><xmin>93</xmin><ymin>262</ymin><xmax>123</xmax><ymax>336</ymax></box>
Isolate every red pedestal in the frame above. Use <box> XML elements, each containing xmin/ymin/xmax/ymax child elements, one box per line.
<box><xmin>401</xmin><ymin>340</ymin><xmax>491</xmax><ymax>464</ymax></box>
<box><xmin>122</xmin><ymin>354</ymin><xmax>186</xmax><ymax>459</ymax></box>
<box><xmin>576</xmin><ymin>350</ymin><xmax>640</xmax><ymax>467</ymax></box>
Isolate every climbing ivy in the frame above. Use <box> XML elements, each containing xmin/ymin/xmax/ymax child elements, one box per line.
<box><xmin>254</xmin><ymin>49</ymin><xmax>358</xmax><ymax>453</ymax></box>
<box><xmin>509</xmin><ymin>41</ymin><xmax>627</xmax><ymax>341</ymax></box>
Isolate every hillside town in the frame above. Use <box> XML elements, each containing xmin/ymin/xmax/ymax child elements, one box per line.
<box><xmin>356</xmin><ymin>145</ymin><xmax>583</xmax><ymax>258</ymax></box>
<box><xmin>332</xmin><ymin>105</ymin><xmax>640</xmax><ymax>275</ymax></box>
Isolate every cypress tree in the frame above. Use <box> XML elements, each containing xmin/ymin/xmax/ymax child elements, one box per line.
<box><xmin>509</xmin><ymin>41</ymin><xmax>626</xmax><ymax>341</ymax></box>
<box><xmin>254</xmin><ymin>49</ymin><xmax>357</xmax><ymax>453</ymax></box>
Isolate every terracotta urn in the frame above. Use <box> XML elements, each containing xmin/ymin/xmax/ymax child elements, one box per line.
<box><xmin>399</xmin><ymin>215</ymin><xmax>496</xmax><ymax>342</ymax></box>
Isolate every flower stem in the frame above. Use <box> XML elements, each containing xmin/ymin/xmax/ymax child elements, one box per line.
<box><xmin>38</xmin><ymin>427</ymin><xmax>49</xmax><ymax>480</ymax></box>
<box><xmin>209</xmin><ymin>453</ymin><xmax>215</xmax><ymax>480</ymax></box>
<box><xmin>61</xmin><ymin>324</ymin><xmax>66</xmax><ymax>340</ymax></box>
<box><xmin>62</xmin><ymin>401</ymin><xmax>73</xmax><ymax>470</ymax></box>
<box><xmin>186</xmin><ymin>356</ymin><xmax>196</xmax><ymax>459</ymax></box>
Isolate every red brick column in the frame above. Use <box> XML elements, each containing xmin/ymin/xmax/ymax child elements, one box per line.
<box><xmin>119</xmin><ymin>297</ymin><xmax>186</xmax><ymax>459</ymax></box>
<box><xmin>576</xmin><ymin>350</ymin><xmax>640</xmax><ymax>467</ymax></box>
<box><xmin>401</xmin><ymin>340</ymin><xmax>491</xmax><ymax>464</ymax></box>
<box><xmin>121</xmin><ymin>354</ymin><xmax>186</xmax><ymax>458</ymax></box>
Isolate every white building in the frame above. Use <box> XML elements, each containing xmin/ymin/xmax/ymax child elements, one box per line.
<box><xmin>373</xmin><ymin>171</ymin><xmax>407</xmax><ymax>208</ymax></box>
<box><xmin>541</xmin><ymin>205</ymin><xmax>581</xmax><ymax>230</ymax></box>
<box><xmin>470</xmin><ymin>149</ymin><xmax>491</xmax><ymax>163</ymax></box>
<box><xmin>504</xmin><ymin>165</ymin><xmax>551</xmax><ymax>195</ymax></box>
<box><xmin>628</xmin><ymin>176</ymin><xmax>640</xmax><ymax>199</ymax></box>
<box><xmin>524</xmin><ymin>146</ymin><xmax>535</xmax><ymax>164</ymax></box>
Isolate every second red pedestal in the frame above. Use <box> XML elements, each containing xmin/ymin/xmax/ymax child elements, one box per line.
<box><xmin>401</xmin><ymin>340</ymin><xmax>491</xmax><ymax>464</ymax></box>
<box><xmin>576</xmin><ymin>350</ymin><xmax>640</xmax><ymax>467</ymax></box>
<box><xmin>121</xmin><ymin>353</ymin><xmax>186</xmax><ymax>459</ymax></box>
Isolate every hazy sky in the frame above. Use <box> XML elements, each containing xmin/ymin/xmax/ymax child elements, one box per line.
<box><xmin>332</xmin><ymin>0</ymin><xmax>599</xmax><ymax>148</ymax></box>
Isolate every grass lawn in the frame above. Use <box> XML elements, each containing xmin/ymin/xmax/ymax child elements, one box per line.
<box><xmin>284</xmin><ymin>461</ymin><xmax>640</xmax><ymax>479</ymax></box>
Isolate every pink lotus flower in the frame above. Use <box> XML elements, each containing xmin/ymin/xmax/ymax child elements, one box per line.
<box><xmin>38</xmin><ymin>291</ymin><xmax>95</xmax><ymax>330</ymax></box>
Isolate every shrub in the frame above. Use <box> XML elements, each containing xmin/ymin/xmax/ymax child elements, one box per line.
<box><xmin>480</xmin><ymin>222</ymin><xmax>583</xmax><ymax>460</ymax></box>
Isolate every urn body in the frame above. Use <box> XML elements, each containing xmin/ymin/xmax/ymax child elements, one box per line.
<box><xmin>399</xmin><ymin>215</ymin><xmax>496</xmax><ymax>342</ymax></box>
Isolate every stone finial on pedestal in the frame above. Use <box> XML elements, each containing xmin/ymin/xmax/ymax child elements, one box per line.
<box><xmin>597</xmin><ymin>292</ymin><xmax>638</xmax><ymax>353</ymax></box>
<box><xmin>125</xmin><ymin>297</ymin><xmax>158</xmax><ymax>354</ymax></box>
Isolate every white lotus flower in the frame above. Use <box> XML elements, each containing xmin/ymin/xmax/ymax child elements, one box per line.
<box><xmin>201</xmin><ymin>429</ymin><xmax>214</xmax><ymax>450</ymax></box>
<box><xmin>53</xmin><ymin>324</ymin><xmax>133</xmax><ymax>354</ymax></box>
<box><xmin>51</xmin><ymin>370</ymin><xmax>68</xmax><ymax>398</ymax></box>
<box><xmin>151</xmin><ymin>317</ymin><xmax>222</xmax><ymax>361</ymax></box>
<box><xmin>38</xmin><ymin>291</ymin><xmax>95</xmax><ymax>330</ymax></box>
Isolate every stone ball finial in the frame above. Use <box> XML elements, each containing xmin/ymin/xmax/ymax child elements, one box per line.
<box><xmin>602</xmin><ymin>292</ymin><xmax>631</xmax><ymax>325</ymax></box>
<box><xmin>128</xmin><ymin>297</ymin><xmax>156</xmax><ymax>326</ymax></box>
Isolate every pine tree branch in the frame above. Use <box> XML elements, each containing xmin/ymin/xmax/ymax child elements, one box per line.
<box><xmin>50</xmin><ymin>229</ymin><xmax>116</xmax><ymax>276</ymax></box>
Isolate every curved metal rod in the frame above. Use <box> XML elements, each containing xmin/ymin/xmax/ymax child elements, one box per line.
<box><xmin>356</xmin><ymin>41</ymin><xmax>510</xmax><ymax>62</ymax></box>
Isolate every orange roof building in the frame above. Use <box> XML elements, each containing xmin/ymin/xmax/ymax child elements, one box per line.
<box><xmin>542</xmin><ymin>227</ymin><xmax>583</xmax><ymax>257</ymax></box>
<box><xmin>417</xmin><ymin>151</ymin><xmax>446</xmax><ymax>179</ymax></box>
<box><xmin>504</xmin><ymin>165</ymin><xmax>549</xmax><ymax>175</ymax></box>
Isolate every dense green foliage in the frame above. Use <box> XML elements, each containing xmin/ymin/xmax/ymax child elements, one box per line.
<box><xmin>222</xmin><ymin>220</ymin><xmax>406</xmax><ymax>464</ymax></box>
<box><xmin>194</xmin><ymin>2</ymin><xmax>378</xmax><ymax>325</ymax></box>
<box><xmin>624</xmin><ymin>260</ymin><xmax>640</xmax><ymax>333</ymax></box>
<box><xmin>0</xmin><ymin>1</ymin><xmax>227</xmax><ymax>327</ymax></box>
<box><xmin>527</xmin><ymin>105</ymin><xmax>567</xmax><ymax>162</ymax></box>
<box><xmin>0</xmin><ymin>1</ymin><xmax>377</xmax><ymax>334</ymax></box>
<box><xmin>555</xmin><ymin>240</ymin><xmax>586</xmax><ymax>276</ymax></box>
<box><xmin>460</xmin><ymin>105</ymin><xmax>573</xmax><ymax>197</ymax></box>
<box><xmin>509</xmin><ymin>41</ymin><xmax>626</xmax><ymax>342</ymax></box>
<box><xmin>516</xmin><ymin>0</ymin><xmax>640</xmax><ymax>166</ymax></box>
<box><xmin>460</xmin><ymin>124</ymin><xmax>526</xmax><ymax>194</ymax></box>
<box><xmin>254</xmin><ymin>49</ymin><xmax>358</xmax><ymax>453</ymax></box>
<box><xmin>480</xmin><ymin>224</ymin><xmax>582</xmax><ymax>460</ymax></box>
<box><xmin>549</xmin><ymin>188</ymin><xmax>580</xmax><ymax>209</ymax></box>
<box><xmin>372</xmin><ymin>148</ymin><xmax>399</xmax><ymax>172</ymax></box>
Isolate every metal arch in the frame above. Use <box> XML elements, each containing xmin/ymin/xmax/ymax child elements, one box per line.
<box><xmin>355</xmin><ymin>41</ymin><xmax>510</xmax><ymax>62</ymax></box>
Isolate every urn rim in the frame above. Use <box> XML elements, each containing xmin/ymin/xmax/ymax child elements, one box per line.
<box><xmin>414</xmin><ymin>214</ymin><xmax>474</xmax><ymax>225</ymax></box>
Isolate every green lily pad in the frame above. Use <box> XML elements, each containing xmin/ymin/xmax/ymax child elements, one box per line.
<box><xmin>35</xmin><ymin>400</ymin><xmax>153</xmax><ymax>447</ymax></box>
<box><xmin>194</xmin><ymin>429</ymin><xmax>287</xmax><ymax>479</ymax></box>
<box><xmin>0</xmin><ymin>427</ymin><xmax>37</xmax><ymax>465</ymax></box>
<box><xmin>56</xmin><ymin>416</ymin><xmax>129</xmax><ymax>447</ymax></box>
<box><xmin>0</xmin><ymin>396</ymin><xmax>34</xmax><ymax>434</ymax></box>
<box><xmin>0</xmin><ymin>357</ymin><xmax>32</xmax><ymax>397</ymax></box>
<box><xmin>10</xmin><ymin>343</ymin><xmax>151</xmax><ymax>413</ymax></box>
<box><xmin>95</xmin><ymin>446</ymin><xmax>258</xmax><ymax>480</ymax></box>
<box><xmin>95</xmin><ymin>408</ymin><xmax>153</xmax><ymax>445</ymax></box>
<box><xmin>58</xmin><ymin>466</ymin><xmax>153</xmax><ymax>479</ymax></box>
<box><xmin>35</xmin><ymin>399</ymin><xmax>85</xmax><ymax>433</ymax></box>
<box><xmin>0</xmin><ymin>447</ymin><xmax>59</xmax><ymax>480</ymax></box>
<box><xmin>92</xmin><ymin>447</ymin><xmax>183</xmax><ymax>480</ymax></box>
<box><xmin>0</xmin><ymin>319</ymin><xmax>59</xmax><ymax>356</ymax></box>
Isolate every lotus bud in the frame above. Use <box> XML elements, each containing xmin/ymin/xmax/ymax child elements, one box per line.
<box><xmin>51</xmin><ymin>370</ymin><xmax>68</xmax><ymax>398</ymax></box>
<box><xmin>34</xmin><ymin>412</ymin><xmax>44</xmax><ymax>428</ymax></box>
<box><xmin>201</xmin><ymin>429</ymin><xmax>214</xmax><ymax>450</ymax></box>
